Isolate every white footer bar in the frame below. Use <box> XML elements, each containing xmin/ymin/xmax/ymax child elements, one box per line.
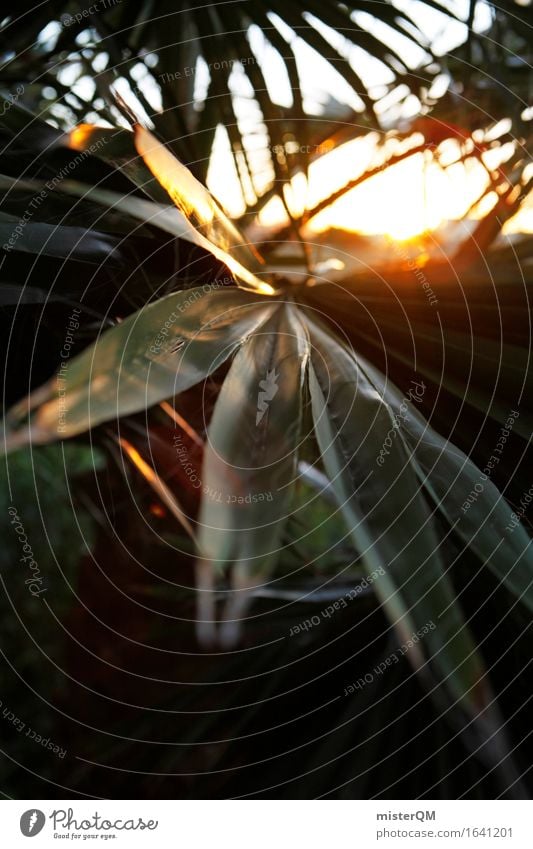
<box><xmin>2</xmin><ymin>800</ymin><xmax>532</xmax><ymax>847</ymax></box>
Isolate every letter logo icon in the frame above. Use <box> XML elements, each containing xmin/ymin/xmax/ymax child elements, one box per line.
<box><xmin>20</xmin><ymin>810</ymin><xmax>46</xmax><ymax>837</ymax></box>
<box><xmin>256</xmin><ymin>368</ymin><xmax>279</xmax><ymax>425</ymax></box>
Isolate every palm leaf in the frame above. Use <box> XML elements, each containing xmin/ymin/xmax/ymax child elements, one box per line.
<box><xmin>307</xmin><ymin>316</ymin><xmax>521</xmax><ymax>780</ymax></box>
<box><xmin>66</xmin><ymin>123</ymin><xmax>272</xmax><ymax>293</ymax></box>
<box><xmin>0</xmin><ymin>217</ymin><xmax>122</xmax><ymax>264</ymax></box>
<box><xmin>0</xmin><ymin>0</ymin><xmax>465</xmax><ymax>215</ymax></box>
<box><xmin>308</xmin><ymin>319</ymin><xmax>477</xmax><ymax>686</ymax></box>
<box><xmin>3</xmin><ymin>288</ymin><xmax>276</xmax><ymax>448</ymax></box>
<box><xmin>355</xmin><ymin>351</ymin><xmax>533</xmax><ymax>611</ymax></box>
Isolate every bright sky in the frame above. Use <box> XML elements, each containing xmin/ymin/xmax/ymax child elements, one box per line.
<box><xmin>205</xmin><ymin>0</ymin><xmax>495</xmax><ymax>221</ymax></box>
<box><xmin>202</xmin><ymin>0</ymin><xmax>532</xmax><ymax>238</ymax></box>
<box><xmin>36</xmin><ymin>1</ymin><xmax>531</xmax><ymax>238</ymax></box>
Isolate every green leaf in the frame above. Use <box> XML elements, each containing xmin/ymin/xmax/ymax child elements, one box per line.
<box><xmin>307</xmin><ymin>317</ymin><xmax>500</xmax><ymax>725</ymax></box>
<box><xmin>0</xmin><ymin>219</ymin><xmax>122</xmax><ymax>263</ymax></box>
<box><xmin>355</xmin><ymin>352</ymin><xmax>533</xmax><ymax>611</ymax></box>
<box><xmin>0</xmin><ymin>175</ymin><xmax>154</xmax><ymax>240</ymax></box>
<box><xmin>67</xmin><ymin>124</ymin><xmax>273</xmax><ymax>295</ymax></box>
<box><xmin>197</xmin><ymin>302</ymin><xmax>309</xmax><ymax>644</ymax></box>
<box><xmin>1</xmin><ymin>442</ymin><xmax>104</xmax><ymax>583</ymax></box>
<box><xmin>355</xmin><ymin>315</ymin><xmax>533</xmax><ymax>441</ymax></box>
<box><xmin>3</xmin><ymin>288</ymin><xmax>276</xmax><ymax>449</ymax></box>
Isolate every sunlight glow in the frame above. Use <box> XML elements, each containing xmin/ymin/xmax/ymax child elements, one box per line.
<box><xmin>309</xmin><ymin>152</ymin><xmax>455</xmax><ymax>240</ymax></box>
<box><xmin>254</xmin><ymin>134</ymin><xmax>532</xmax><ymax>243</ymax></box>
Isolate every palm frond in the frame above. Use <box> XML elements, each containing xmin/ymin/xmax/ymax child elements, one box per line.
<box><xmin>3</xmin><ymin>0</ymin><xmax>525</xmax><ymax>219</ymax></box>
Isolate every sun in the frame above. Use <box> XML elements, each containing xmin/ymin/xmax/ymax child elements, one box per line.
<box><xmin>254</xmin><ymin>133</ymin><xmax>527</xmax><ymax>244</ymax></box>
<box><xmin>308</xmin><ymin>152</ymin><xmax>450</xmax><ymax>241</ymax></box>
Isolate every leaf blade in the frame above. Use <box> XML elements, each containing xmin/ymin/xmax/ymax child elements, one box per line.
<box><xmin>198</xmin><ymin>302</ymin><xmax>309</xmax><ymax>643</ymax></box>
<box><xmin>67</xmin><ymin>123</ymin><xmax>274</xmax><ymax>295</ymax></box>
<box><xmin>356</xmin><ymin>352</ymin><xmax>533</xmax><ymax>610</ymax></box>
<box><xmin>4</xmin><ymin>288</ymin><xmax>276</xmax><ymax>448</ymax></box>
<box><xmin>307</xmin><ymin>318</ymin><xmax>497</xmax><ymax>721</ymax></box>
